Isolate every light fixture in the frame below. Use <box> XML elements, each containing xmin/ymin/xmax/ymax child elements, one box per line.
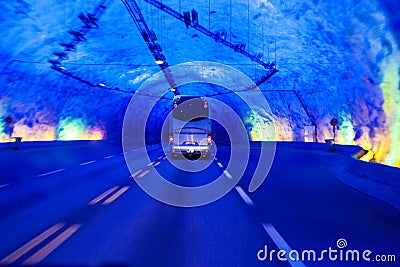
<box><xmin>155</xmin><ymin>59</ymin><xmax>164</xmax><ymax>65</ymax></box>
<box><xmin>98</xmin><ymin>83</ymin><xmax>105</xmax><ymax>87</ymax></box>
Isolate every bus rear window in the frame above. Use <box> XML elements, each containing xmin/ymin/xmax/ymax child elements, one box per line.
<box><xmin>172</xmin><ymin>98</ymin><xmax>209</xmax><ymax>121</ymax></box>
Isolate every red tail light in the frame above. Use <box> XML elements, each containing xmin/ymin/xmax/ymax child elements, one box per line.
<box><xmin>207</xmin><ymin>134</ymin><xmax>212</xmax><ymax>145</ymax></box>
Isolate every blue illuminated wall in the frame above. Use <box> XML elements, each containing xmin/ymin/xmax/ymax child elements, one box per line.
<box><xmin>0</xmin><ymin>61</ymin><xmax>129</xmax><ymax>141</ymax></box>
<box><xmin>0</xmin><ymin>0</ymin><xmax>399</xmax><ymax>166</ymax></box>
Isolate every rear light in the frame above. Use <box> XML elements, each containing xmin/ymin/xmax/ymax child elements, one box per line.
<box><xmin>173</xmin><ymin>101</ymin><xmax>177</xmax><ymax>108</ymax></box>
<box><xmin>169</xmin><ymin>136</ymin><xmax>174</xmax><ymax>145</ymax></box>
<box><xmin>204</xmin><ymin>101</ymin><xmax>208</xmax><ymax>109</ymax></box>
<box><xmin>207</xmin><ymin>134</ymin><xmax>212</xmax><ymax>145</ymax></box>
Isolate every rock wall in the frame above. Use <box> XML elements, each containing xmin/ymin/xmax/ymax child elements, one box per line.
<box><xmin>0</xmin><ymin>0</ymin><xmax>399</xmax><ymax>166</ymax></box>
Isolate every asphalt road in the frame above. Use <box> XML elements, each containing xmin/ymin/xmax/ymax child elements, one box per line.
<box><xmin>0</xmin><ymin>142</ymin><xmax>399</xmax><ymax>267</ymax></box>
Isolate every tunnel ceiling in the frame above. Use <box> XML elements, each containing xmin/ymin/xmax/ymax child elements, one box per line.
<box><xmin>0</xmin><ymin>0</ymin><xmax>399</xmax><ymax>167</ymax></box>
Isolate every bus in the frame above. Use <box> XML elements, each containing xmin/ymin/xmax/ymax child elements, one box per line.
<box><xmin>169</xmin><ymin>95</ymin><xmax>212</xmax><ymax>160</ymax></box>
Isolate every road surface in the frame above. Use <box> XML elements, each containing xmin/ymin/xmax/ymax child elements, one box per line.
<box><xmin>0</xmin><ymin>142</ymin><xmax>399</xmax><ymax>266</ymax></box>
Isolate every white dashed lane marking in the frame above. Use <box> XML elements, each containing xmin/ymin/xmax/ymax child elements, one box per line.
<box><xmin>262</xmin><ymin>223</ymin><xmax>306</xmax><ymax>267</ymax></box>
<box><xmin>79</xmin><ymin>160</ymin><xmax>96</xmax><ymax>166</ymax></box>
<box><xmin>217</xmin><ymin>162</ymin><xmax>223</xmax><ymax>168</ymax></box>
<box><xmin>102</xmin><ymin>186</ymin><xmax>130</xmax><ymax>205</ymax></box>
<box><xmin>137</xmin><ymin>170</ymin><xmax>150</xmax><ymax>178</ymax></box>
<box><xmin>130</xmin><ymin>170</ymin><xmax>143</xmax><ymax>178</ymax></box>
<box><xmin>153</xmin><ymin>161</ymin><xmax>161</xmax><ymax>167</ymax></box>
<box><xmin>23</xmin><ymin>224</ymin><xmax>81</xmax><ymax>265</ymax></box>
<box><xmin>0</xmin><ymin>223</ymin><xmax>65</xmax><ymax>265</ymax></box>
<box><xmin>223</xmin><ymin>170</ymin><xmax>233</xmax><ymax>179</ymax></box>
<box><xmin>235</xmin><ymin>186</ymin><xmax>254</xmax><ymax>206</ymax></box>
<box><xmin>104</xmin><ymin>155</ymin><xmax>114</xmax><ymax>159</ymax></box>
<box><xmin>0</xmin><ymin>183</ymin><xmax>11</xmax><ymax>189</ymax></box>
<box><xmin>89</xmin><ymin>186</ymin><xmax>119</xmax><ymax>205</ymax></box>
<box><xmin>36</xmin><ymin>169</ymin><xmax>65</xmax><ymax>177</ymax></box>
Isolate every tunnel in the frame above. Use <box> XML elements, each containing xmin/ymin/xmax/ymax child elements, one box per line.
<box><xmin>0</xmin><ymin>0</ymin><xmax>400</xmax><ymax>266</ymax></box>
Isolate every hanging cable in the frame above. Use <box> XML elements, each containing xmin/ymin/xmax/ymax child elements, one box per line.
<box><xmin>208</xmin><ymin>0</ymin><xmax>211</xmax><ymax>31</ymax></box>
<box><xmin>142</xmin><ymin>0</ymin><xmax>276</xmax><ymax>70</ymax></box>
<box><xmin>230</xmin><ymin>0</ymin><xmax>232</xmax><ymax>43</ymax></box>
<box><xmin>275</xmin><ymin>35</ymin><xmax>277</xmax><ymax>68</ymax></box>
<box><xmin>247</xmin><ymin>0</ymin><xmax>250</xmax><ymax>53</ymax></box>
<box><xmin>262</xmin><ymin>20</ymin><xmax>264</xmax><ymax>56</ymax></box>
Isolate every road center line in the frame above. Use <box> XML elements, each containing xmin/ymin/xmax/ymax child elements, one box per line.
<box><xmin>130</xmin><ymin>169</ymin><xmax>143</xmax><ymax>179</ymax></box>
<box><xmin>223</xmin><ymin>170</ymin><xmax>233</xmax><ymax>179</ymax></box>
<box><xmin>89</xmin><ymin>186</ymin><xmax>119</xmax><ymax>205</ymax></box>
<box><xmin>0</xmin><ymin>223</ymin><xmax>65</xmax><ymax>264</ymax></box>
<box><xmin>23</xmin><ymin>224</ymin><xmax>81</xmax><ymax>265</ymax></box>
<box><xmin>217</xmin><ymin>162</ymin><xmax>223</xmax><ymax>168</ymax></box>
<box><xmin>138</xmin><ymin>170</ymin><xmax>150</xmax><ymax>178</ymax></box>
<box><xmin>262</xmin><ymin>223</ymin><xmax>306</xmax><ymax>267</ymax></box>
<box><xmin>104</xmin><ymin>155</ymin><xmax>114</xmax><ymax>159</ymax></box>
<box><xmin>36</xmin><ymin>169</ymin><xmax>65</xmax><ymax>177</ymax></box>
<box><xmin>79</xmin><ymin>160</ymin><xmax>96</xmax><ymax>166</ymax></box>
<box><xmin>235</xmin><ymin>186</ymin><xmax>254</xmax><ymax>205</ymax></box>
<box><xmin>102</xmin><ymin>186</ymin><xmax>130</xmax><ymax>205</ymax></box>
<box><xmin>0</xmin><ymin>183</ymin><xmax>11</xmax><ymax>189</ymax></box>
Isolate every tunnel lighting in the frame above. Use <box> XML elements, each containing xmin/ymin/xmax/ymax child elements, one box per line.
<box><xmin>60</xmin><ymin>66</ymin><xmax>66</xmax><ymax>70</ymax></box>
<box><xmin>171</xmin><ymin>88</ymin><xmax>176</xmax><ymax>92</ymax></box>
<box><xmin>155</xmin><ymin>60</ymin><xmax>164</xmax><ymax>65</ymax></box>
<box><xmin>360</xmin><ymin>150</ymin><xmax>375</xmax><ymax>162</ymax></box>
<box><xmin>98</xmin><ymin>83</ymin><xmax>106</xmax><ymax>87</ymax></box>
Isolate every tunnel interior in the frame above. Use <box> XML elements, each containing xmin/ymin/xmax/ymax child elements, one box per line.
<box><xmin>1</xmin><ymin>1</ymin><xmax>400</xmax><ymax>266</ymax></box>
<box><xmin>1</xmin><ymin>0</ymin><xmax>399</xmax><ymax>167</ymax></box>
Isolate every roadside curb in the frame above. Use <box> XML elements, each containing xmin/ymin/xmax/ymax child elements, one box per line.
<box><xmin>335</xmin><ymin>169</ymin><xmax>400</xmax><ymax>211</ymax></box>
